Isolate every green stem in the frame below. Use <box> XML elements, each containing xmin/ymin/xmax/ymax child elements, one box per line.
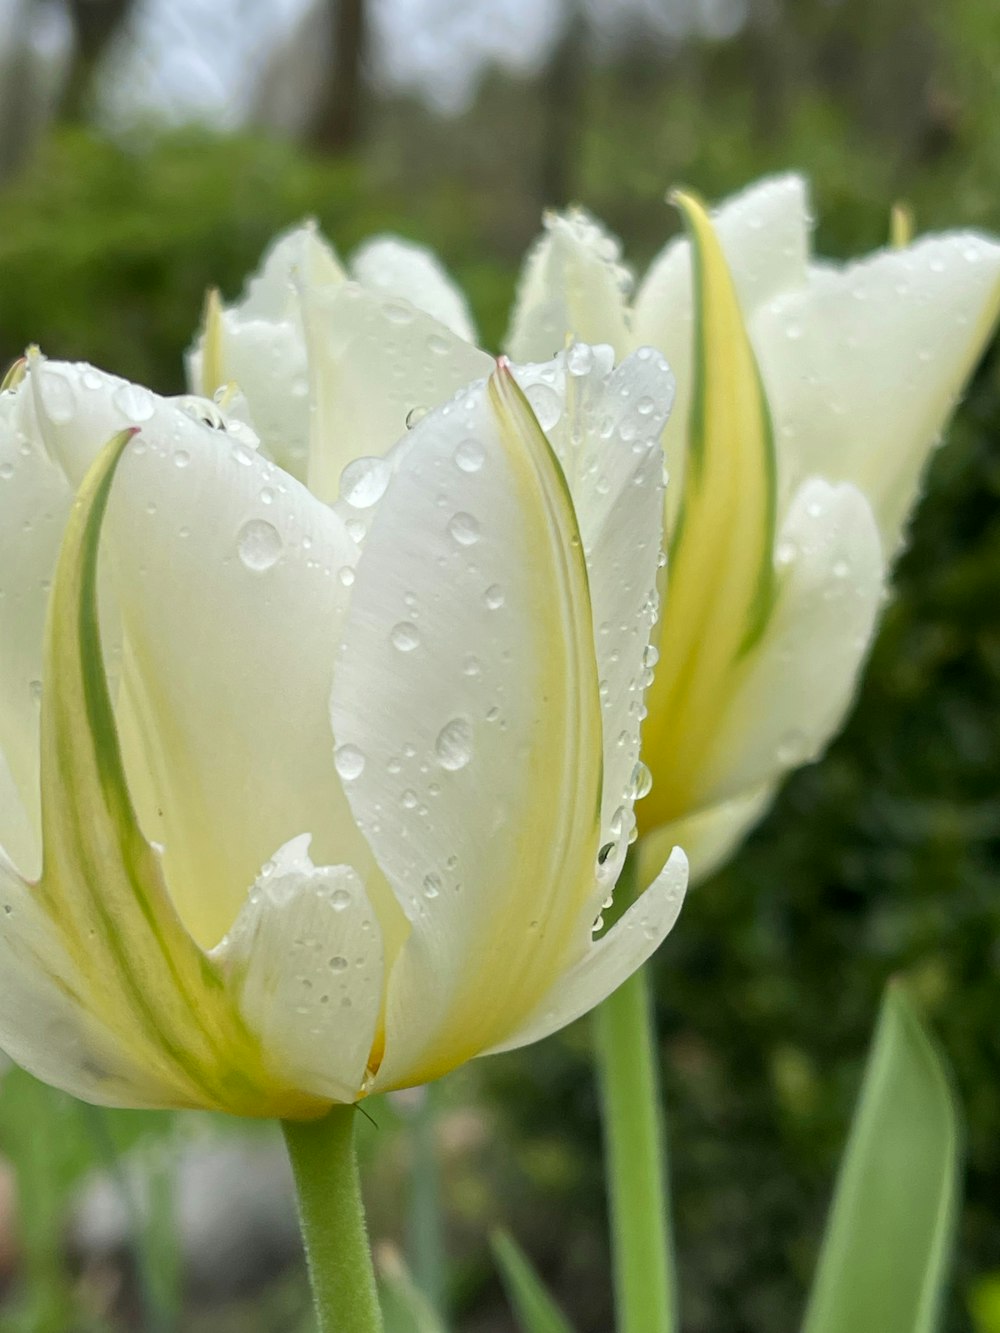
<box><xmin>282</xmin><ymin>1106</ymin><xmax>384</xmax><ymax>1333</ymax></box>
<box><xmin>593</xmin><ymin>854</ymin><xmax>677</xmax><ymax>1333</ymax></box>
<box><xmin>407</xmin><ymin>1086</ymin><xmax>446</xmax><ymax>1316</ymax></box>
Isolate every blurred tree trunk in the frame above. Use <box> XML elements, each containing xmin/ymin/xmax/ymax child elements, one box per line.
<box><xmin>539</xmin><ymin>10</ymin><xmax>586</xmax><ymax>209</ymax></box>
<box><xmin>310</xmin><ymin>0</ymin><xmax>368</xmax><ymax>154</ymax></box>
<box><xmin>60</xmin><ymin>0</ymin><xmax>137</xmax><ymax>122</ymax></box>
<box><xmin>0</xmin><ymin>3</ymin><xmax>39</xmax><ymax>183</ymax></box>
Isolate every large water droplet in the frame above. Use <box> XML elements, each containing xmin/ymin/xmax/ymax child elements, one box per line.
<box><xmin>630</xmin><ymin>761</ymin><xmax>652</xmax><ymax>800</ymax></box>
<box><xmin>526</xmin><ymin>383</ymin><xmax>562</xmax><ymax>431</ymax></box>
<box><xmin>237</xmin><ymin>519</ymin><xmax>282</xmax><ymax>571</ymax></box>
<box><xmin>334</xmin><ymin>744</ymin><xmax>366</xmax><ymax>781</ymax></box>
<box><xmin>454</xmin><ymin>438</ymin><xmax>485</xmax><ymax>472</ymax></box>
<box><xmin>435</xmin><ymin>717</ymin><xmax>473</xmax><ymax>771</ymax></box>
<box><xmin>390</xmin><ymin>621</ymin><xmax>421</xmax><ymax>652</ymax></box>
<box><xmin>113</xmin><ymin>383</ymin><xmax>156</xmax><ymax>422</ymax></box>
<box><xmin>234</xmin><ymin>517</ymin><xmax>282</xmax><ymax>570</ymax></box>
<box><xmin>447</xmin><ymin>512</ymin><xmax>480</xmax><ymax>546</ymax></box>
<box><xmin>341</xmin><ymin>456</ymin><xmax>390</xmax><ymax>508</ymax></box>
<box><xmin>38</xmin><ymin>370</ymin><xmax>74</xmax><ymax>425</ymax></box>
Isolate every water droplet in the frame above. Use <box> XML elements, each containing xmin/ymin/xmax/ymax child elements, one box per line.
<box><xmin>406</xmin><ymin>406</ymin><xmax>428</xmax><ymax>429</ymax></box>
<box><xmin>338</xmin><ymin>566</ymin><xmax>355</xmax><ymax>587</ymax></box>
<box><xmin>38</xmin><ymin>370</ymin><xmax>74</xmax><ymax>424</ymax></box>
<box><xmin>113</xmin><ymin>383</ymin><xmax>156</xmax><ymax>422</ymax></box>
<box><xmin>427</xmin><ymin>333</ymin><xmax>450</xmax><ymax>356</ymax></box>
<box><xmin>328</xmin><ymin>955</ymin><xmax>348</xmax><ymax>972</ymax></box>
<box><xmin>0</xmin><ymin>462</ymin><xmax>13</xmax><ymax>480</ymax></box>
<box><xmin>447</xmin><ymin>511</ymin><xmax>480</xmax><ymax>546</ymax></box>
<box><xmin>422</xmin><ymin>872</ymin><xmax>442</xmax><ymax>899</ymax></box>
<box><xmin>435</xmin><ymin>717</ymin><xmax>473</xmax><ymax>771</ymax></box>
<box><xmin>454</xmin><ymin>438</ymin><xmax>485</xmax><ymax>472</ymax></box>
<box><xmin>526</xmin><ymin>383</ymin><xmax>562</xmax><ymax>431</ymax></box>
<box><xmin>237</xmin><ymin>519</ymin><xmax>282</xmax><ymax>571</ymax></box>
<box><xmin>832</xmin><ymin>558</ymin><xmax>850</xmax><ymax>579</ymax></box>
<box><xmin>390</xmin><ymin>621</ymin><xmax>421</xmax><ymax>652</ymax></box>
<box><xmin>330</xmin><ymin>888</ymin><xmax>352</xmax><ymax>911</ymax></box>
<box><xmin>462</xmin><ymin>654</ymin><xmax>482</xmax><ymax>677</ymax></box>
<box><xmin>630</xmin><ymin>761</ymin><xmax>652</xmax><ymax>800</ymax></box>
<box><xmin>642</xmin><ymin>643</ymin><xmax>659</xmax><ymax>669</ymax></box>
<box><xmin>173</xmin><ymin>448</ymin><xmax>191</xmax><ymax>469</ymax></box>
<box><xmin>483</xmin><ymin>583</ymin><xmax>505</xmax><ymax>610</ymax></box>
<box><xmin>566</xmin><ymin>343</ymin><xmax>593</xmax><ymax>377</ymax></box>
<box><xmin>341</xmin><ymin>456</ymin><xmax>390</xmax><ymax>508</ymax></box>
<box><xmin>334</xmin><ymin>744</ymin><xmax>366</xmax><ymax>781</ymax></box>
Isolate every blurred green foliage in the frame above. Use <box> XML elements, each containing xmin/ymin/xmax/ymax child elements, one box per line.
<box><xmin>0</xmin><ymin>2</ymin><xmax>999</xmax><ymax>1329</ymax></box>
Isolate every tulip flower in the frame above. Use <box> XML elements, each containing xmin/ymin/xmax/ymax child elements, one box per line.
<box><xmin>0</xmin><ymin>343</ymin><xmax>685</xmax><ymax>1117</ymax></box>
<box><xmin>187</xmin><ymin>223</ymin><xmax>482</xmax><ymax>487</ymax></box>
<box><xmin>507</xmin><ymin>177</ymin><xmax>1000</xmax><ymax>883</ymax></box>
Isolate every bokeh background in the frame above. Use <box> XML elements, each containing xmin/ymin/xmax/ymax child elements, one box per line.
<box><xmin>0</xmin><ymin>0</ymin><xmax>999</xmax><ymax>1330</ymax></box>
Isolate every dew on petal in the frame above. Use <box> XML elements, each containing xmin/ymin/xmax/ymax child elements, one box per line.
<box><xmin>435</xmin><ymin>717</ymin><xmax>473</xmax><ymax>771</ymax></box>
<box><xmin>340</xmin><ymin>456</ymin><xmax>391</xmax><ymax>508</ymax></box>
<box><xmin>237</xmin><ymin>519</ymin><xmax>282</xmax><ymax>571</ymax></box>
<box><xmin>334</xmin><ymin>744</ymin><xmax>366</xmax><ymax>781</ymax></box>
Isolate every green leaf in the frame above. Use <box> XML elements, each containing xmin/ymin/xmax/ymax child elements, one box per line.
<box><xmin>491</xmin><ymin>1230</ymin><xmax>575</xmax><ymax>1333</ymax></box>
<box><xmin>802</xmin><ymin>982</ymin><xmax>960</xmax><ymax>1333</ymax></box>
<box><xmin>377</xmin><ymin>1244</ymin><xmax>448</xmax><ymax>1333</ymax></box>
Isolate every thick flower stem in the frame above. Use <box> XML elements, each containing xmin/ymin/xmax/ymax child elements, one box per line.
<box><xmin>282</xmin><ymin>1106</ymin><xmax>384</xmax><ymax>1333</ymax></box>
<box><xmin>593</xmin><ymin>856</ymin><xmax>677</xmax><ymax>1333</ymax></box>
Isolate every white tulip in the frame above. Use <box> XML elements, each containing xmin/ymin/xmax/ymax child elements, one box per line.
<box><xmin>507</xmin><ymin>178</ymin><xmax>1000</xmax><ymax>882</ymax></box>
<box><xmin>0</xmin><ymin>342</ymin><xmax>684</xmax><ymax>1113</ymax></box>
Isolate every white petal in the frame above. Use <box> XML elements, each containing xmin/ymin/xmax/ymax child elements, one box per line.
<box><xmin>98</xmin><ymin>389</ymin><xmax>405</xmax><ymax>954</ymax></box>
<box><xmin>631</xmin><ymin>174</ymin><xmax>811</xmax><ymax>528</ymax></box>
<box><xmin>696</xmin><ymin>479</ymin><xmax>884</xmax><ymax>807</ymax></box>
<box><xmin>299</xmin><ymin>282</ymin><xmax>491</xmax><ymax>502</ymax></box>
<box><xmin>0</xmin><ymin>380</ymin><xmax>73</xmax><ymax>868</ymax></box>
<box><xmin>235</xmin><ymin>223</ymin><xmax>345</xmax><ymax>320</ymax></box>
<box><xmin>636</xmin><ymin>782</ymin><xmax>777</xmax><ymax>889</ymax></box>
<box><xmin>186</xmin><ymin>225</ymin><xmax>344</xmax><ymax>480</ymax></box>
<box><xmin>331</xmin><ymin>361</ymin><xmax>607</xmax><ymax>1091</ymax></box>
<box><xmin>751</xmin><ymin>231</ymin><xmax>1000</xmax><ymax>551</ymax></box>
<box><xmin>484</xmin><ymin>848</ymin><xmax>688</xmax><ymax>1054</ymax></box>
<box><xmin>511</xmin><ymin>344</ymin><xmax>673</xmax><ymax>891</ymax></box>
<box><xmin>506</xmin><ymin>209</ymin><xmax>632</xmax><ymax>364</ymax></box>
<box><xmin>349</xmin><ymin>236</ymin><xmax>477</xmax><ymax>343</ymax></box>
<box><xmin>212</xmin><ymin>836</ymin><xmax>383</xmax><ymax>1104</ymax></box>
<box><xmin>0</xmin><ymin>857</ymin><xmax>192</xmax><ymax>1107</ymax></box>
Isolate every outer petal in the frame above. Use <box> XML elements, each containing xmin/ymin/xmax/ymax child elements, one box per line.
<box><xmin>632</xmin><ymin>174</ymin><xmax>811</xmax><ymax>529</ymax></box>
<box><xmin>32</xmin><ymin>429</ymin><xmax>311</xmax><ymax>1116</ymax></box>
<box><xmin>636</xmin><ymin>782</ymin><xmax>777</xmax><ymax>890</ymax></box>
<box><xmin>212</xmin><ymin>836</ymin><xmax>383</xmax><ymax>1104</ymax></box>
<box><xmin>695</xmin><ymin>479</ymin><xmax>884</xmax><ymax>807</ymax></box>
<box><xmin>102</xmin><ymin>385</ymin><xmax>405</xmax><ymax>957</ymax></box>
<box><xmin>751</xmin><ymin>232</ymin><xmax>1000</xmax><ymax>550</ymax></box>
<box><xmin>298</xmin><ymin>281</ymin><xmax>491</xmax><ymax>503</ymax></box>
<box><xmin>506</xmin><ymin>209</ymin><xmax>632</xmax><ymax>364</ymax></box>
<box><xmin>483</xmin><ymin>848</ymin><xmax>688</xmax><ymax>1054</ymax></box>
<box><xmin>331</xmin><ymin>361</ymin><xmax>605</xmax><ymax>1092</ymax></box>
<box><xmin>0</xmin><ymin>378</ymin><xmax>74</xmax><ymax>872</ymax></box>
<box><xmin>0</xmin><ymin>855</ymin><xmax>191</xmax><ymax>1107</ymax></box>
<box><xmin>639</xmin><ymin>193</ymin><xmax>777</xmax><ymax>836</ymax></box>
<box><xmin>349</xmin><ymin>236</ymin><xmax>477</xmax><ymax>343</ymax></box>
<box><xmin>510</xmin><ymin>344</ymin><xmax>673</xmax><ymax>891</ymax></box>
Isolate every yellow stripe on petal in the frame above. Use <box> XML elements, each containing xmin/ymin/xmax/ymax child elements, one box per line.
<box><xmin>639</xmin><ymin>191</ymin><xmax>778</xmax><ymax>832</ymax></box>
<box><xmin>36</xmin><ymin>430</ymin><xmax>324</xmax><ymax>1118</ymax></box>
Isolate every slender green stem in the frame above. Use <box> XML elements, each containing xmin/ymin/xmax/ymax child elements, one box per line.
<box><xmin>282</xmin><ymin>1105</ymin><xmax>384</xmax><ymax>1333</ymax></box>
<box><xmin>407</xmin><ymin>1086</ymin><xmax>446</xmax><ymax>1316</ymax></box>
<box><xmin>593</xmin><ymin>854</ymin><xmax>677</xmax><ymax>1333</ymax></box>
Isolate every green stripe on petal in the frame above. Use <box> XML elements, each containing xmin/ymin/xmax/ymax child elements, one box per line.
<box><xmin>36</xmin><ymin>430</ymin><xmax>324</xmax><ymax>1118</ymax></box>
<box><xmin>640</xmin><ymin>191</ymin><xmax>778</xmax><ymax>831</ymax></box>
